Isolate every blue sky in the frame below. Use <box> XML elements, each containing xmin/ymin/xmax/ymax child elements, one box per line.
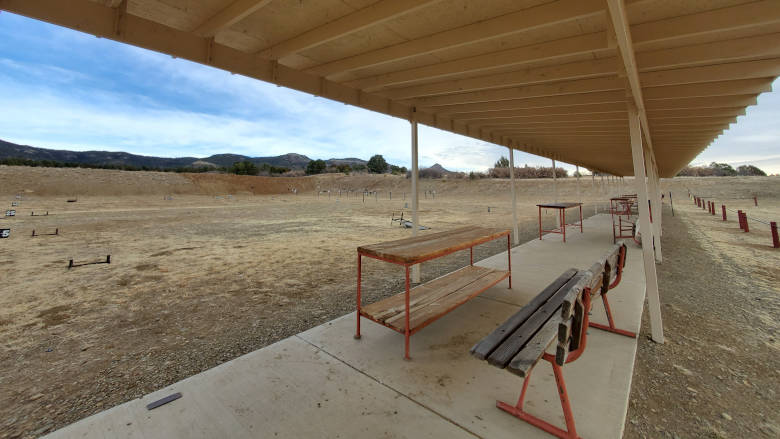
<box><xmin>0</xmin><ymin>11</ymin><xmax>778</xmax><ymax>174</ymax></box>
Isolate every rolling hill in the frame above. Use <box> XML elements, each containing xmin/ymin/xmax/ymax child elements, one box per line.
<box><xmin>0</xmin><ymin>139</ymin><xmax>369</xmax><ymax>170</ymax></box>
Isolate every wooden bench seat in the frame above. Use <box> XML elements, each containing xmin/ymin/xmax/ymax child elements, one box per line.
<box><xmin>362</xmin><ymin>265</ymin><xmax>509</xmax><ymax>333</ymax></box>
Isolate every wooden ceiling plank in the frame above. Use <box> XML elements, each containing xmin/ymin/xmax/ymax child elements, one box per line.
<box><xmin>258</xmin><ymin>0</ymin><xmax>442</xmax><ymax>60</ymax></box>
<box><xmin>644</xmin><ymin>95</ymin><xmax>757</xmax><ymax>109</ymax></box>
<box><xmin>306</xmin><ymin>0</ymin><xmax>606</xmax><ymax>77</ymax></box>
<box><xmin>431</xmin><ymin>91</ymin><xmax>628</xmax><ymax>114</ymax></box>
<box><xmin>358</xmin><ymin>30</ymin><xmax>780</xmax><ymax>98</ymax></box>
<box><xmin>454</xmin><ymin>102</ymin><xmax>629</xmax><ymax>120</ymax></box>
<box><xmin>347</xmin><ymin>32</ymin><xmax>608</xmax><ymax>91</ymax></box>
<box><xmin>381</xmin><ymin>57</ymin><xmax>616</xmax><ymax>99</ymax></box>
<box><xmin>631</xmin><ymin>0</ymin><xmax>780</xmax><ymax>49</ymax></box>
<box><xmin>192</xmin><ymin>0</ymin><xmax>274</xmax><ymax>38</ymax></box>
<box><xmin>641</xmin><ymin>59</ymin><xmax>780</xmax><ymax>88</ymax></box>
<box><xmin>411</xmin><ymin>76</ymin><xmax>625</xmax><ymax>107</ymax></box>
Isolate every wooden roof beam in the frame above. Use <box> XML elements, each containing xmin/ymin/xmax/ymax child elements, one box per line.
<box><xmin>452</xmin><ymin>102</ymin><xmax>629</xmax><ymax>120</ymax></box>
<box><xmin>192</xmin><ymin>0</ymin><xmax>274</xmax><ymax>38</ymax></box>
<box><xmin>410</xmin><ymin>68</ymin><xmax>770</xmax><ymax>108</ymax></box>
<box><xmin>431</xmin><ymin>91</ymin><xmax>628</xmax><ymax>114</ymax></box>
<box><xmin>348</xmin><ymin>32</ymin><xmax>609</xmax><ymax>91</ymax></box>
<box><xmin>645</xmin><ymin>95</ymin><xmax>758</xmax><ymax>110</ymax></box>
<box><xmin>631</xmin><ymin>0</ymin><xmax>780</xmax><ymax>50</ymax></box>
<box><xmin>258</xmin><ymin>0</ymin><xmax>442</xmax><ymax>60</ymax></box>
<box><xmin>382</xmin><ymin>34</ymin><xmax>780</xmax><ymax>100</ymax></box>
<box><xmin>411</xmin><ymin>77</ymin><xmax>624</xmax><ymax>107</ymax></box>
<box><xmin>306</xmin><ymin>0</ymin><xmax>606</xmax><ymax>77</ymax></box>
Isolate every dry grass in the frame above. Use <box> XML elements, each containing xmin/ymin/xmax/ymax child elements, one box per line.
<box><xmin>0</xmin><ymin>167</ymin><xmax>777</xmax><ymax>438</ymax></box>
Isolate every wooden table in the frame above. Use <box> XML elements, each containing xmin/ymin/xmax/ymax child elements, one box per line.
<box><xmin>536</xmin><ymin>202</ymin><xmax>583</xmax><ymax>243</ymax></box>
<box><xmin>356</xmin><ymin>226</ymin><xmax>511</xmax><ymax>359</ymax></box>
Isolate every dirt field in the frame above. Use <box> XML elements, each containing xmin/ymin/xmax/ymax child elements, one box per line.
<box><xmin>626</xmin><ymin>178</ymin><xmax>780</xmax><ymax>439</ymax></box>
<box><xmin>0</xmin><ymin>167</ymin><xmax>778</xmax><ymax>438</ymax></box>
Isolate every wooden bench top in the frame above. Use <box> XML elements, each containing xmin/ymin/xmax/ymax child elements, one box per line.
<box><xmin>471</xmin><ymin>268</ymin><xmax>596</xmax><ymax>376</ymax></box>
<box><xmin>358</xmin><ymin>226</ymin><xmax>509</xmax><ymax>264</ymax></box>
<box><xmin>536</xmin><ymin>202</ymin><xmax>582</xmax><ymax>209</ymax></box>
<box><xmin>361</xmin><ymin>265</ymin><xmax>509</xmax><ymax>333</ymax></box>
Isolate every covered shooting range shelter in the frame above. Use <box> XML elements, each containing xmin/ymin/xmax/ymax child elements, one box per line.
<box><xmin>4</xmin><ymin>0</ymin><xmax>780</xmax><ymax>343</ymax></box>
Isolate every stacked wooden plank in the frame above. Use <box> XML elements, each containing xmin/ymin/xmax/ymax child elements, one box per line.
<box><xmin>362</xmin><ymin>265</ymin><xmax>508</xmax><ymax>332</ymax></box>
<box><xmin>358</xmin><ymin>226</ymin><xmax>509</xmax><ymax>264</ymax></box>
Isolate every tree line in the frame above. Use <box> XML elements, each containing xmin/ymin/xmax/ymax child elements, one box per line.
<box><xmin>677</xmin><ymin>162</ymin><xmax>766</xmax><ymax>177</ymax></box>
<box><xmin>0</xmin><ymin>157</ymin><xmax>213</xmax><ymax>173</ymax></box>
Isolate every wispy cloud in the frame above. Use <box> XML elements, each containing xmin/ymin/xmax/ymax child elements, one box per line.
<box><xmin>1</xmin><ymin>12</ymin><xmax>778</xmax><ymax>174</ymax></box>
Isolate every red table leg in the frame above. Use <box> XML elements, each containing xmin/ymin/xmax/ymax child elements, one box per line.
<box><xmin>355</xmin><ymin>253</ymin><xmax>362</xmax><ymax>339</ymax></box>
<box><xmin>538</xmin><ymin>205</ymin><xmax>542</xmax><ymax>240</ymax></box>
<box><xmin>562</xmin><ymin>209</ymin><xmax>566</xmax><ymax>242</ymax></box>
<box><xmin>404</xmin><ymin>265</ymin><xmax>411</xmax><ymax>360</ymax></box>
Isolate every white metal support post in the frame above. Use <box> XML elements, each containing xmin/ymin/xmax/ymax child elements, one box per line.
<box><xmin>411</xmin><ymin>111</ymin><xmax>421</xmax><ymax>283</ymax></box>
<box><xmin>628</xmin><ymin>104</ymin><xmax>664</xmax><ymax>343</ymax></box>
<box><xmin>509</xmin><ymin>146</ymin><xmax>519</xmax><ymax>245</ymax></box>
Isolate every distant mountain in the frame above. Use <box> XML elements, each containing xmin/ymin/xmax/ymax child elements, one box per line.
<box><xmin>0</xmin><ymin>139</ymin><xmax>372</xmax><ymax>170</ymax></box>
<box><xmin>0</xmin><ymin>139</ymin><xmax>197</xmax><ymax>168</ymax></box>
<box><xmin>429</xmin><ymin>163</ymin><xmax>456</xmax><ymax>175</ymax></box>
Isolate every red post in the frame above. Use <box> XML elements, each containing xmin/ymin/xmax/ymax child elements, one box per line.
<box><xmin>711</xmin><ymin>202</ymin><xmax>716</xmax><ymax>215</ymax></box>
<box><xmin>743</xmin><ymin>213</ymin><xmax>749</xmax><ymax>232</ymax></box>
<box><xmin>722</xmin><ymin>205</ymin><xmax>727</xmax><ymax>221</ymax></box>
<box><xmin>771</xmin><ymin>222</ymin><xmax>779</xmax><ymax>248</ymax></box>
<box><xmin>754</xmin><ymin>196</ymin><xmax>758</xmax><ymax>207</ymax></box>
<box><xmin>738</xmin><ymin>210</ymin><xmax>744</xmax><ymax>230</ymax></box>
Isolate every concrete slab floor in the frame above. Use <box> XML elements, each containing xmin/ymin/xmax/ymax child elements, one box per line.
<box><xmin>44</xmin><ymin>214</ymin><xmax>647</xmax><ymax>439</ymax></box>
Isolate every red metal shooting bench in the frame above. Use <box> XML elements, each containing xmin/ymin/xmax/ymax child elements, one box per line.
<box><xmin>537</xmin><ymin>202</ymin><xmax>583</xmax><ymax>242</ymax></box>
<box><xmin>355</xmin><ymin>226</ymin><xmax>511</xmax><ymax>360</ymax></box>
<box><xmin>471</xmin><ymin>242</ymin><xmax>630</xmax><ymax>439</ymax></box>
<box><xmin>610</xmin><ymin>197</ymin><xmax>635</xmax><ymax>243</ymax></box>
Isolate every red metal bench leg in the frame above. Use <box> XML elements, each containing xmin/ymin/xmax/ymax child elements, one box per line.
<box><xmin>507</xmin><ymin>234</ymin><xmax>512</xmax><ymax>289</ymax></box>
<box><xmin>496</xmin><ymin>355</ymin><xmax>581</xmax><ymax>439</ymax></box>
<box><xmin>588</xmin><ymin>293</ymin><xmax>636</xmax><ymax>338</ymax></box>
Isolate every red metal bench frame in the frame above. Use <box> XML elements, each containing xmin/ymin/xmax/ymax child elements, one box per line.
<box><xmin>496</xmin><ymin>280</ymin><xmax>595</xmax><ymax>439</ymax></box>
<box><xmin>588</xmin><ymin>244</ymin><xmax>635</xmax><ymax>338</ymax></box>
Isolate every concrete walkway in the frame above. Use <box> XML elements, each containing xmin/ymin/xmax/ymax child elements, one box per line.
<box><xmin>45</xmin><ymin>214</ymin><xmax>646</xmax><ymax>438</ymax></box>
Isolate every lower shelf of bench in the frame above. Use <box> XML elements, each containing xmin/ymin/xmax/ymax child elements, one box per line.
<box><xmin>361</xmin><ymin>265</ymin><xmax>509</xmax><ymax>334</ymax></box>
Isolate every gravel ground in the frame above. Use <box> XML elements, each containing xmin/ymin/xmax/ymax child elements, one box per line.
<box><xmin>625</xmin><ymin>205</ymin><xmax>779</xmax><ymax>438</ymax></box>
